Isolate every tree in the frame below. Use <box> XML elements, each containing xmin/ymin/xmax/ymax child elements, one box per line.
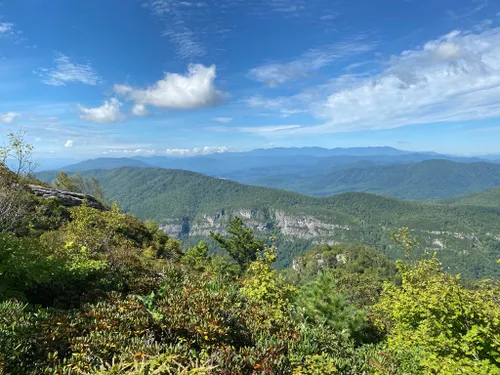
<box><xmin>0</xmin><ymin>129</ymin><xmax>38</xmax><ymax>177</ymax></box>
<box><xmin>0</xmin><ymin>130</ymin><xmax>37</xmax><ymax>232</ymax></box>
<box><xmin>54</xmin><ymin>172</ymin><xmax>105</xmax><ymax>202</ymax></box>
<box><xmin>391</xmin><ymin>227</ymin><xmax>419</xmax><ymax>260</ymax></box>
<box><xmin>181</xmin><ymin>241</ymin><xmax>210</xmax><ymax>272</ymax></box>
<box><xmin>210</xmin><ymin>217</ymin><xmax>265</xmax><ymax>272</ymax></box>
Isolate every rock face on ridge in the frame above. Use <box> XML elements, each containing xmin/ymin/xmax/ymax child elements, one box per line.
<box><xmin>28</xmin><ymin>185</ymin><xmax>107</xmax><ymax>211</ymax></box>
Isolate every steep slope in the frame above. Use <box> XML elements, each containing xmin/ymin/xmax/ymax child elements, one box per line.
<box><xmin>240</xmin><ymin>160</ymin><xmax>500</xmax><ymax>199</ymax></box>
<box><xmin>80</xmin><ymin>167</ymin><xmax>500</xmax><ymax>278</ymax></box>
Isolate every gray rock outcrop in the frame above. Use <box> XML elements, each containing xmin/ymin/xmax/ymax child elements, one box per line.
<box><xmin>28</xmin><ymin>185</ymin><xmax>108</xmax><ymax>211</ymax></box>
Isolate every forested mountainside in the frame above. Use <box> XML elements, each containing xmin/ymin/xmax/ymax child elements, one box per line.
<box><xmin>440</xmin><ymin>187</ymin><xmax>500</xmax><ymax>207</ymax></box>
<box><xmin>235</xmin><ymin>159</ymin><xmax>500</xmax><ymax>199</ymax></box>
<box><xmin>43</xmin><ymin>167</ymin><xmax>500</xmax><ymax>279</ymax></box>
<box><xmin>1</xmin><ymin>160</ymin><xmax>499</xmax><ymax>374</ymax></box>
<box><xmin>39</xmin><ymin>154</ymin><xmax>500</xmax><ymax>200</ymax></box>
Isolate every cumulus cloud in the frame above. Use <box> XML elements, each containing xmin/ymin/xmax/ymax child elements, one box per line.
<box><xmin>214</xmin><ymin>117</ymin><xmax>233</xmax><ymax>123</ymax></box>
<box><xmin>64</xmin><ymin>139</ymin><xmax>74</xmax><ymax>148</ymax></box>
<box><xmin>114</xmin><ymin>64</ymin><xmax>226</xmax><ymax>111</ymax></box>
<box><xmin>78</xmin><ymin>98</ymin><xmax>124</xmax><ymax>123</ymax></box>
<box><xmin>0</xmin><ymin>112</ymin><xmax>19</xmax><ymax>124</ymax></box>
<box><xmin>34</xmin><ymin>52</ymin><xmax>102</xmax><ymax>86</ymax></box>
<box><xmin>249</xmin><ymin>38</ymin><xmax>376</xmax><ymax>86</ymax></box>
<box><xmin>103</xmin><ymin>146</ymin><xmax>229</xmax><ymax>156</ymax></box>
<box><xmin>247</xmin><ymin>26</ymin><xmax>500</xmax><ymax>135</ymax></box>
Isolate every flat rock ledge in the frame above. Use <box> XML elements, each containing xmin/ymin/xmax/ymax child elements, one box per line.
<box><xmin>28</xmin><ymin>185</ymin><xmax>108</xmax><ymax>211</ymax></box>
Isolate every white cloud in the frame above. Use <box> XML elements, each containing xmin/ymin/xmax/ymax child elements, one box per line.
<box><xmin>78</xmin><ymin>98</ymin><xmax>124</xmax><ymax>123</ymax></box>
<box><xmin>247</xmin><ymin>26</ymin><xmax>500</xmax><ymax>135</ymax></box>
<box><xmin>64</xmin><ymin>139</ymin><xmax>74</xmax><ymax>148</ymax></box>
<box><xmin>0</xmin><ymin>23</ymin><xmax>13</xmax><ymax>34</ymax></box>
<box><xmin>308</xmin><ymin>27</ymin><xmax>500</xmax><ymax>133</ymax></box>
<box><xmin>132</xmin><ymin>104</ymin><xmax>148</xmax><ymax>116</ymax></box>
<box><xmin>115</xmin><ymin>64</ymin><xmax>226</xmax><ymax>110</ymax></box>
<box><xmin>249</xmin><ymin>38</ymin><xmax>376</xmax><ymax>86</ymax></box>
<box><xmin>0</xmin><ymin>112</ymin><xmax>19</xmax><ymax>124</ymax></box>
<box><xmin>245</xmin><ymin>96</ymin><xmax>292</xmax><ymax>109</ymax></box>
<box><xmin>214</xmin><ymin>117</ymin><xmax>233</xmax><ymax>123</ymax></box>
<box><xmin>103</xmin><ymin>146</ymin><xmax>229</xmax><ymax>156</ymax></box>
<box><xmin>34</xmin><ymin>52</ymin><xmax>102</xmax><ymax>86</ymax></box>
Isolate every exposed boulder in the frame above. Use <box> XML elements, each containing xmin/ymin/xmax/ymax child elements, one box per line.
<box><xmin>27</xmin><ymin>185</ymin><xmax>108</xmax><ymax>211</ymax></box>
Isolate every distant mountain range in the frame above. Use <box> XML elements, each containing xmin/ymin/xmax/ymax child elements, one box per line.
<box><xmin>55</xmin><ymin>167</ymin><xmax>500</xmax><ymax>279</ymax></box>
<box><xmin>37</xmin><ymin>146</ymin><xmax>500</xmax><ymax>201</ymax></box>
<box><xmin>232</xmin><ymin>159</ymin><xmax>500</xmax><ymax>200</ymax></box>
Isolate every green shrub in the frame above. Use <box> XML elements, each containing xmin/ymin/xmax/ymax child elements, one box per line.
<box><xmin>374</xmin><ymin>255</ymin><xmax>500</xmax><ymax>372</ymax></box>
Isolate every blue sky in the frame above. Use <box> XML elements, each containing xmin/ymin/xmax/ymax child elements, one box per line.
<box><xmin>1</xmin><ymin>0</ymin><xmax>500</xmax><ymax>158</ymax></box>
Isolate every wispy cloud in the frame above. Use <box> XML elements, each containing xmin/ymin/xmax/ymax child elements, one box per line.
<box><xmin>102</xmin><ymin>145</ymin><xmax>230</xmax><ymax>156</ymax></box>
<box><xmin>447</xmin><ymin>0</ymin><xmax>489</xmax><ymax>20</ymax></box>
<box><xmin>115</xmin><ymin>64</ymin><xmax>226</xmax><ymax>111</ymax></box>
<box><xmin>0</xmin><ymin>21</ymin><xmax>24</xmax><ymax>43</ymax></box>
<box><xmin>78</xmin><ymin>98</ymin><xmax>124</xmax><ymax>123</ymax></box>
<box><xmin>249</xmin><ymin>37</ymin><xmax>376</xmax><ymax>87</ymax></box>
<box><xmin>145</xmin><ymin>0</ymin><xmax>207</xmax><ymax>60</ymax></box>
<box><xmin>144</xmin><ymin>0</ymin><xmax>336</xmax><ymax>62</ymax></box>
<box><xmin>34</xmin><ymin>52</ymin><xmax>103</xmax><ymax>86</ymax></box>
<box><xmin>214</xmin><ymin>117</ymin><xmax>233</xmax><ymax>123</ymax></box>
<box><xmin>207</xmin><ymin>124</ymin><xmax>302</xmax><ymax>135</ymax></box>
<box><xmin>246</xmin><ymin>26</ymin><xmax>500</xmax><ymax>135</ymax></box>
<box><xmin>0</xmin><ymin>22</ymin><xmax>13</xmax><ymax>35</ymax></box>
<box><xmin>237</xmin><ymin>124</ymin><xmax>302</xmax><ymax>135</ymax></box>
<box><xmin>320</xmin><ymin>14</ymin><xmax>338</xmax><ymax>21</ymax></box>
<box><xmin>244</xmin><ymin>95</ymin><xmax>308</xmax><ymax>117</ymax></box>
<box><xmin>246</xmin><ymin>0</ymin><xmax>338</xmax><ymax>22</ymax></box>
<box><xmin>0</xmin><ymin>112</ymin><xmax>19</xmax><ymax>124</ymax></box>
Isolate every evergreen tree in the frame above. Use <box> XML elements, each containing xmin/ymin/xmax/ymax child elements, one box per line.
<box><xmin>211</xmin><ymin>217</ymin><xmax>265</xmax><ymax>272</ymax></box>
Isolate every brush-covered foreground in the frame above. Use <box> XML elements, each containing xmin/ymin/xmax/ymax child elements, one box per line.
<box><xmin>0</xmin><ymin>165</ymin><xmax>499</xmax><ymax>375</ymax></box>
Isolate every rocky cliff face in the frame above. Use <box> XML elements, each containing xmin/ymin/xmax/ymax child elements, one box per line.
<box><xmin>159</xmin><ymin>207</ymin><xmax>353</xmax><ymax>241</ymax></box>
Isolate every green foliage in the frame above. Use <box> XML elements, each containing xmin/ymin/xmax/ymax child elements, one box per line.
<box><xmin>54</xmin><ymin>171</ymin><xmax>105</xmax><ymax>202</ymax></box>
<box><xmin>241</xmin><ymin>245</ymin><xmax>297</xmax><ymax>329</ymax></box>
<box><xmin>374</xmin><ymin>255</ymin><xmax>500</xmax><ymax>373</ymax></box>
<box><xmin>211</xmin><ymin>217</ymin><xmax>266</xmax><ymax>272</ymax></box>
<box><xmin>0</xmin><ymin>234</ymin><xmax>59</xmax><ymax>300</ymax></box>
<box><xmin>65</xmin><ymin>201</ymin><xmax>127</xmax><ymax>253</ymax></box>
<box><xmin>292</xmin><ymin>353</ymin><xmax>337</xmax><ymax>374</ymax></box>
<box><xmin>181</xmin><ymin>241</ymin><xmax>210</xmax><ymax>271</ymax></box>
<box><xmin>0</xmin><ymin>128</ymin><xmax>38</xmax><ymax>177</ymax></box>
<box><xmin>292</xmin><ymin>243</ymin><xmax>399</xmax><ymax>307</ymax></box>
<box><xmin>295</xmin><ymin>272</ymin><xmax>366</xmax><ymax>338</ymax></box>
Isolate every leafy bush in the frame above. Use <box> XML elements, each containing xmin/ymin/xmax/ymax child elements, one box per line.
<box><xmin>374</xmin><ymin>255</ymin><xmax>500</xmax><ymax>372</ymax></box>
